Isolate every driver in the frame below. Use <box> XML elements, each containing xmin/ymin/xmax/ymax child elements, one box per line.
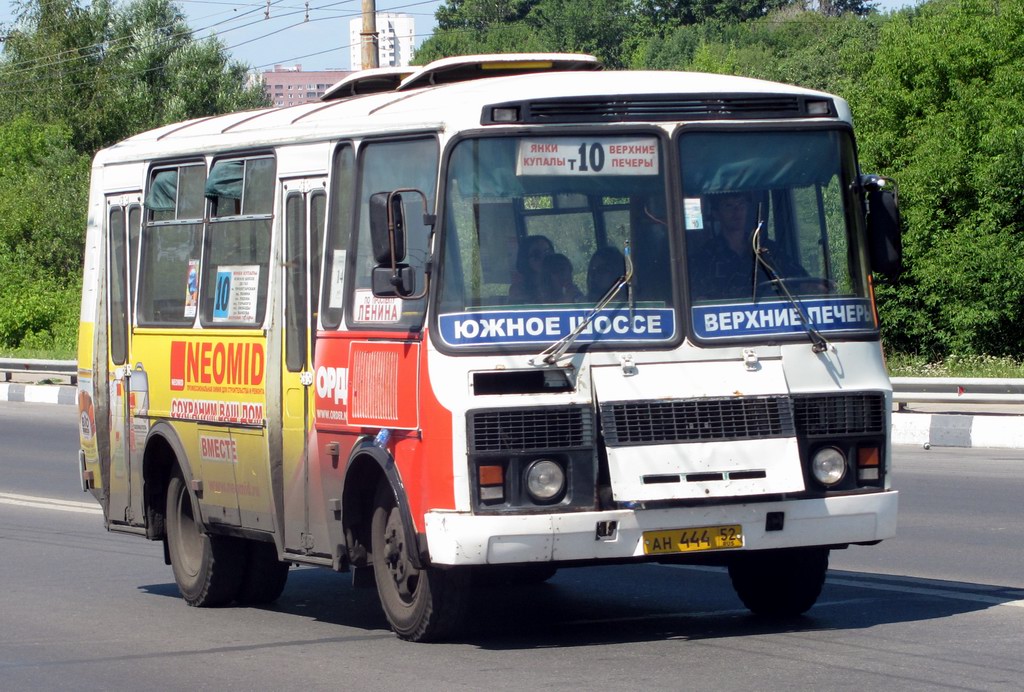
<box><xmin>691</xmin><ymin>191</ymin><xmax>804</xmax><ymax>300</ymax></box>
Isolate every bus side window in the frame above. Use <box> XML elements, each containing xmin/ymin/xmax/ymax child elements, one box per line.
<box><xmin>200</xmin><ymin>155</ymin><xmax>276</xmax><ymax>327</ymax></box>
<box><xmin>138</xmin><ymin>163</ymin><xmax>205</xmax><ymax>326</ymax></box>
<box><xmin>348</xmin><ymin>137</ymin><xmax>438</xmax><ymax>330</ymax></box>
<box><xmin>321</xmin><ymin>144</ymin><xmax>355</xmax><ymax>329</ymax></box>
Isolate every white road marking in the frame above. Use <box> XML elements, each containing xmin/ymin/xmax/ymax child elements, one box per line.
<box><xmin>667</xmin><ymin>563</ymin><xmax>1024</xmax><ymax>609</ymax></box>
<box><xmin>0</xmin><ymin>492</ymin><xmax>103</xmax><ymax>514</ymax></box>
<box><xmin>827</xmin><ymin>577</ymin><xmax>1024</xmax><ymax>608</ymax></box>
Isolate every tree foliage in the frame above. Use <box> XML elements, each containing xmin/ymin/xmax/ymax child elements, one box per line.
<box><xmin>0</xmin><ymin>0</ymin><xmax>267</xmax><ymax>154</ymax></box>
<box><xmin>0</xmin><ymin>0</ymin><xmax>267</xmax><ymax>353</ymax></box>
<box><xmin>418</xmin><ymin>0</ymin><xmax>637</xmax><ymax>67</ymax></box>
<box><xmin>851</xmin><ymin>0</ymin><xmax>1024</xmax><ymax>357</ymax></box>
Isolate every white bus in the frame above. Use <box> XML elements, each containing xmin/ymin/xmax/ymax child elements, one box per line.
<box><xmin>77</xmin><ymin>54</ymin><xmax>902</xmax><ymax>641</ymax></box>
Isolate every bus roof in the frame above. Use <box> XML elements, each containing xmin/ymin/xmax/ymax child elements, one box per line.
<box><xmin>95</xmin><ymin>56</ymin><xmax>848</xmax><ymax>166</ymax></box>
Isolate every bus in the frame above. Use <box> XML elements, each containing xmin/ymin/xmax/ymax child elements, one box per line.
<box><xmin>76</xmin><ymin>53</ymin><xmax>902</xmax><ymax>642</ymax></box>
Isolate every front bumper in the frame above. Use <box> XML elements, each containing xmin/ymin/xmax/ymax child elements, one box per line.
<box><xmin>424</xmin><ymin>490</ymin><xmax>898</xmax><ymax>565</ymax></box>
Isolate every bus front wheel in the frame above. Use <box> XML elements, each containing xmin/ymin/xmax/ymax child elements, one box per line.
<box><xmin>166</xmin><ymin>471</ymin><xmax>245</xmax><ymax>607</ymax></box>
<box><xmin>370</xmin><ymin>483</ymin><xmax>468</xmax><ymax>641</ymax></box>
<box><xmin>728</xmin><ymin>547</ymin><xmax>829</xmax><ymax>617</ymax></box>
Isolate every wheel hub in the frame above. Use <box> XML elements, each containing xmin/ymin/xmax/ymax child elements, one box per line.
<box><xmin>383</xmin><ymin>508</ymin><xmax>419</xmax><ymax>602</ymax></box>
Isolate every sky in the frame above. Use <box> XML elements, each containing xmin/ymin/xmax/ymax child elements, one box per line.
<box><xmin>0</xmin><ymin>0</ymin><xmax>445</xmax><ymax>71</ymax></box>
<box><xmin>0</xmin><ymin>0</ymin><xmax>919</xmax><ymax>73</ymax></box>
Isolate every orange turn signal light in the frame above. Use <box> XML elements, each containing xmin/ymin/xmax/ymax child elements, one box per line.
<box><xmin>857</xmin><ymin>447</ymin><xmax>880</xmax><ymax>468</ymax></box>
<box><xmin>479</xmin><ymin>465</ymin><xmax>504</xmax><ymax>486</ymax></box>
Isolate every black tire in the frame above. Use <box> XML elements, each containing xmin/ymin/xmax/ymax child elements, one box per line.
<box><xmin>728</xmin><ymin>547</ymin><xmax>829</xmax><ymax>617</ymax></box>
<box><xmin>237</xmin><ymin>540</ymin><xmax>289</xmax><ymax>605</ymax></box>
<box><xmin>165</xmin><ymin>471</ymin><xmax>245</xmax><ymax>607</ymax></box>
<box><xmin>370</xmin><ymin>482</ymin><xmax>469</xmax><ymax>642</ymax></box>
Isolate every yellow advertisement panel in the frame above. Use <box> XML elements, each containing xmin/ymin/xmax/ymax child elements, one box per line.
<box><xmin>132</xmin><ymin>329</ymin><xmax>273</xmax><ymax>530</ymax></box>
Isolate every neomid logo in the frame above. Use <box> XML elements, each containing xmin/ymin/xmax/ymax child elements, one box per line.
<box><xmin>170</xmin><ymin>340</ymin><xmax>265</xmax><ymax>391</ymax></box>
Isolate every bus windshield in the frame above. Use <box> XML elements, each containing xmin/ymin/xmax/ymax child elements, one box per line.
<box><xmin>680</xmin><ymin>128</ymin><xmax>875</xmax><ymax>342</ymax></box>
<box><xmin>436</xmin><ymin>128</ymin><xmax>874</xmax><ymax>350</ymax></box>
<box><xmin>437</xmin><ymin>134</ymin><xmax>676</xmax><ymax>349</ymax></box>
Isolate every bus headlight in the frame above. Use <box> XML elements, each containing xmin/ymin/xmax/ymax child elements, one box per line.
<box><xmin>525</xmin><ymin>459</ymin><xmax>565</xmax><ymax>503</ymax></box>
<box><xmin>811</xmin><ymin>447</ymin><xmax>847</xmax><ymax>487</ymax></box>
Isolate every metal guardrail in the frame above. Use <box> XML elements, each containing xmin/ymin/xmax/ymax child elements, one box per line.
<box><xmin>0</xmin><ymin>358</ymin><xmax>77</xmax><ymax>385</ymax></box>
<box><xmin>890</xmin><ymin>377</ymin><xmax>1024</xmax><ymax>405</ymax></box>
<box><xmin>0</xmin><ymin>360</ymin><xmax>1021</xmax><ymax>406</ymax></box>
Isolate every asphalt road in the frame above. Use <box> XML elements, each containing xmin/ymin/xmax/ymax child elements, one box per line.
<box><xmin>1</xmin><ymin>400</ymin><xmax>1022</xmax><ymax>691</ymax></box>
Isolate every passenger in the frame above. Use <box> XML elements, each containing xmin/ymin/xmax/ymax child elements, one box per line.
<box><xmin>586</xmin><ymin>246</ymin><xmax>626</xmax><ymax>302</ymax></box>
<box><xmin>540</xmin><ymin>253</ymin><xmax>583</xmax><ymax>304</ymax></box>
<box><xmin>508</xmin><ymin>234</ymin><xmax>554</xmax><ymax>304</ymax></box>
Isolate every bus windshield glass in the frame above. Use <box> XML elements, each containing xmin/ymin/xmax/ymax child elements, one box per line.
<box><xmin>680</xmin><ymin>128</ymin><xmax>875</xmax><ymax>342</ymax></box>
<box><xmin>438</xmin><ymin>134</ymin><xmax>676</xmax><ymax>349</ymax></box>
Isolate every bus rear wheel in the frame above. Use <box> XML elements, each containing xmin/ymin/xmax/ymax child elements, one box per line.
<box><xmin>728</xmin><ymin>547</ymin><xmax>829</xmax><ymax>617</ymax></box>
<box><xmin>166</xmin><ymin>471</ymin><xmax>245</xmax><ymax>607</ymax></box>
<box><xmin>370</xmin><ymin>483</ymin><xmax>468</xmax><ymax>642</ymax></box>
<box><xmin>237</xmin><ymin>540</ymin><xmax>289</xmax><ymax>605</ymax></box>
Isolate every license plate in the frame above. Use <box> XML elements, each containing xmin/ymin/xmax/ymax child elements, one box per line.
<box><xmin>642</xmin><ymin>524</ymin><xmax>744</xmax><ymax>555</ymax></box>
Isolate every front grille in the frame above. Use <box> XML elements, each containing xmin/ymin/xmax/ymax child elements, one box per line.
<box><xmin>793</xmin><ymin>393</ymin><xmax>886</xmax><ymax>437</ymax></box>
<box><xmin>469</xmin><ymin>406</ymin><xmax>592</xmax><ymax>452</ymax></box>
<box><xmin>600</xmin><ymin>396</ymin><xmax>795</xmax><ymax>446</ymax></box>
<box><xmin>507</xmin><ymin>94</ymin><xmax>831</xmax><ymax>124</ymax></box>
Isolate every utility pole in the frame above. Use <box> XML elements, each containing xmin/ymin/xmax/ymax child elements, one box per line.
<box><xmin>360</xmin><ymin>0</ymin><xmax>379</xmax><ymax>70</ymax></box>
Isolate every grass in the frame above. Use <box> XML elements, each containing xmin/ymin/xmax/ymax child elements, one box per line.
<box><xmin>0</xmin><ymin>347</ymin><xmax>76</xmax><ymax>361</ymax></box>
<box><xmin>886</xmin><ymin>353</ymin><xmax>1024</xmax><ymax>379</ymax></box>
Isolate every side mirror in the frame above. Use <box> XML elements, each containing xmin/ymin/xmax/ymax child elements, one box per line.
<box><xmin>862</xmin><ymin>175</ymin><xmax>902</xmax><ymax>278</ymax></box>
<box><xmin>368</xmin><ymin>189</ymin><xmax>435</xmax><ymax>300</ymax></box>
<box><xmin>369</xmin><ymin>191</ymin><xmax>406</xmax><ymax>264</ymax></box>
<box><xmin>372</xmin><ymin>265</ymin><xmax>416</xmax><ymax>297</ymax></box>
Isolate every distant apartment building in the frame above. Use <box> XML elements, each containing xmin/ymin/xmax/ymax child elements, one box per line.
<box><xmin>348</xmin><ymin>13</ymin><xmax>415</xmax><ymax>70</ymax></box>
<box><xmin>261</xmin><ymin>65</ymin><xmax>352</xmax><ymax>107</ymax></box>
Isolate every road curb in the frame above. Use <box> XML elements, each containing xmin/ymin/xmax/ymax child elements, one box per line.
<box><xmin>0</xmin><ymin>383</ymin><xmax>77</xmax><ymax>406</ymax></box>
<box><xmin>892</xmin><ymin>411</ymin><xmax>1024</xmax><ymax>450</ymax></box>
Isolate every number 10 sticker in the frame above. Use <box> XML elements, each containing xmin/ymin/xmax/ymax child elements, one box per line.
<box><xmin>211</xmin><ymin>265</ymin><xmax>260</xmax><ymax>323</ymax></box>
<box><xmin>213</xmin><ymin>270</ymin><xmax>232</xmax><ymax>320</ymax></box>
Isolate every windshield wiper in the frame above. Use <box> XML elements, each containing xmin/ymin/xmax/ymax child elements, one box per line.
<box><xmin>750</xmin><ymin>210</ymin><xmax>832</xmax><ymax>354</ymax></box>
<box><xmin>531</xmin><ymin>242</ymin><xmax>634</xmax><ymax>366</ymax></box>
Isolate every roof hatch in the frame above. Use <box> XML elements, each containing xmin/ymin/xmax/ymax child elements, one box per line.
<box><xmin>320</xmin><ymin>66</ymin><xmax>416</xmax><ymax>101</ymax></box>
<box><xmin>397</xmin><ymin>53</ymin><xmax>601</xmax><ymax>92</ymax></box>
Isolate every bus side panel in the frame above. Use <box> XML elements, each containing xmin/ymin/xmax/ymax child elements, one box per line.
<box><xmin>312</xmin><ymin>332</ymin><xmax>455</xmax><ymax>537</ymax></box>
<box><xmin>133</xmin><ymin>330</ymin><xmax>274</xmax><ymax>530</ymax></box>
<box><xmin>412</xmin><ymin>329</ymin><xmax>456</xmax><ymax>522</ymax></box>
<box><xmin>78</xmin><ymin>165</ymin><xmax>108</xmax><ymax>503</ymax></box>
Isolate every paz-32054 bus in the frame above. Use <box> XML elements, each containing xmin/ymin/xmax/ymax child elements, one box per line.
<box><xmin>77</xmin><ymin>54</ymin><xmax>902</xmax><ymax>641</ymax></box>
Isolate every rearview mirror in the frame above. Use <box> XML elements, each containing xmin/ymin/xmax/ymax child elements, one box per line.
<box><xmin>862</xmin><ymin>175</ymin><xmax>902</xmax><ymax>278</ymax></box>
<box><xmin>372</xmin><ymin>265</ymin><xmax>416</xmax><ymax>297</ymax></box>
<box><xmin>369</xmin><ymin>191</ymin><xmax>406</xmax><ymax>264</ymax></box>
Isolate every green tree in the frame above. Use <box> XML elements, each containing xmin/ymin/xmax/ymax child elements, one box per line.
<box><xmin>853</xmin><ymin>0</ymin><xmax>1024</xmax><ymax>357</ymax></box>
<box><xmin>0</xmin><ymin>0</ymin><xmax>268</xmax><ymax>353</ymax></box>
<box><xmin>635</xmin><ymin>0</ymin><xmax>800</xmax><ymax>38</ymax></box>
<box><xmin>0</xmin><ymin>0</ymin><xmax>267</xmax><ymax>153</ymax></box>
<box><xmin>0</xmin><ymin>115</ymin><xmax>89</xmax><ymax>351</ymax></box>
<box><xmin>419</xmin><ymin>0</ymin><xmax>636</xmax><ymax>67</ymax></box>
<box><xmin>435</xmin><ymin>0</ymin><xmax>538</xmax><ymax>30</ymax></box>
<box><xmin>631</xmin><ymin>6</ymin><xmax>882</xmax><ymax>90</ymax></box>
<box><xmin>527</xmin><ymin>0</ymin><xmax>637</xmax><ymax>67</ymax></box>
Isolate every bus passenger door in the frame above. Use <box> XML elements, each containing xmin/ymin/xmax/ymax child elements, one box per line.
<box><xmin>280</xmin><ymin>179</ymin><xmax>329</xmax><ymax>555</ymax></box>
<box><xmin>105</xmin><ymin>195</ymin><xmax>144</xmax><ymax>526</ymax></box>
